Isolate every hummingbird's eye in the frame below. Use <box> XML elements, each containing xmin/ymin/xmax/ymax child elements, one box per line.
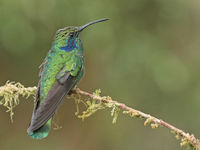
<box><xmin>69</xmin><ymin>33</ymin><xmax>74</xmax><ymax>38</ymax></box>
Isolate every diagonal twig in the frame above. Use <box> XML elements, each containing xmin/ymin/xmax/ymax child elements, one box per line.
<box><xmin>0</xmin><ymin>81</ymin><xmax>199</xmax><ymax>149</ymax></box>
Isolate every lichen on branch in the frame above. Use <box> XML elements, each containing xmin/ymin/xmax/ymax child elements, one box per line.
<box><xmin>0</xmin><ymin>81</ymin><xmax>200</xmax><ymax>150</ymax></box>
<box><xmin>0</xmin><ymin>81</ymin><xmax>36</xmax><ymax>122</ymax></box>
<box><xmin>71</xmin><ymin>88</ymin><xmax>200</xmax><ymax>150</ymax></box>
<box><xmin>70</xmin><ymin>89</ymin><xmax>120</xmax><ymax>124</ymax></box>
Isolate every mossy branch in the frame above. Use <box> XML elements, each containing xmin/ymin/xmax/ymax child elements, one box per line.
<box><xmin>0</xmin><ymin>81</ymin><xmax>37</xmax><ymax>122</ymax></box>
<box><xmin>0</xmin><ymin>81</ymin><xmax>200</xmax><ymax>150</ymax></box>
<box><xmin>71</xmin><ymin>88</ymin><xmax>200</xmax><ymax>150</ymax></box>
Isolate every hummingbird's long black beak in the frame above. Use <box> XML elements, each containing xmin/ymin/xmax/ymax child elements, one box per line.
<box><xmin>79</xmin><ymin>18</ymin><xmax>109</xmax><ymax>32</ymax></box>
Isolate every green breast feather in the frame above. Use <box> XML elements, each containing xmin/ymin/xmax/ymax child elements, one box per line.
<box><xmin>40</xmin><ymin>47</ymin><xmax>82</xmax><ymax>102</ymax></box>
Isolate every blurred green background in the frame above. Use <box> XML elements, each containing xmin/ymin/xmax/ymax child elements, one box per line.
<box><xmin>0</xmin><ymin>0</ymin><xmax>200</xmax><ymax>150</ymax></box>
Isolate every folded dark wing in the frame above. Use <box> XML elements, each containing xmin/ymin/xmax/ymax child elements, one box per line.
<box><xmin>27</xmin><ymin>72</ymin><xmax>75</xmax><ymax>132</ymax></box>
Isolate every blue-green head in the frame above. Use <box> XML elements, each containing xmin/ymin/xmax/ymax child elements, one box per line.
<box><xmin>53</xmin><ymin>18</ymin><xmax>109</xmax><ymax>52</ymax></box>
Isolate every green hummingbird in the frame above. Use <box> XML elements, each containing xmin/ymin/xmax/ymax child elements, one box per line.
<box><xmin>27</xmin><ymin>18</ymin><xmax>109</xmax><ymax>139</ymax></box>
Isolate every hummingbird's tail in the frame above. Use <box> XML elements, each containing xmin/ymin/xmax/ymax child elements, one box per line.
<box><xmin>28</xmin><ymin>118</ymin><xmax>52</xmax><ymax>140</ymax></box>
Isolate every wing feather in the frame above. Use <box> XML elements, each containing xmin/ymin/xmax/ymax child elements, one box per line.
<box><xmin>27</xmin><ymin>72</ymin><xmax>75</xmax><ymax>132</ymax></box>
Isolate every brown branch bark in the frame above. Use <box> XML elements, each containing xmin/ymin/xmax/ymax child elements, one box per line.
<box><xmin>73</xmin><ymin>88</ymin><xmax>200</xmax><ymax>150</ymax></box>
<box><xmin>0</xmin><ymin>81</ymin><xmax>199</xmax><ymax>149</ymax></box>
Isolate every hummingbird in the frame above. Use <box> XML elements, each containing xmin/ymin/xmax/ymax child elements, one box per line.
<box><xmin>27</xmin><ymin>18</ymin><xmax>109</xmax><ymax>139</ymax></box>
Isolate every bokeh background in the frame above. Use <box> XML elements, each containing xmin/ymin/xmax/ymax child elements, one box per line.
<box><xmin>0</xmin><ymin>0</ymin><xmax>200</xmax><ymax>150</ymax></box>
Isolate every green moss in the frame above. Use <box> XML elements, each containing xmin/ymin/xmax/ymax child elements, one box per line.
<box><xmin>144</xmin><ymin>118</ymin><xmax>153</xmax><ymax>126</ymax></box>
<box><xmin>111</xmin><ymin>106</ymin><xmax>120</xmax><ymax>124</ymax></box>
<box><xmin>78</xmin><ymin>98</ymin><xmax>105</xmax><ymax>120</ymax></box>
<box><xmin>0</xmin><ymin>81</ymin><xmax>36</xmax><ymax>122</ymax></box>
<box><xmin>1</xmin><ymin>82</ymin><xmax>198</xmax><ymax>149</ymax></box>
<box><xmin>71</xmin><ymin>89</ymin><xmax>121</xmax><ymax>123</ymax></box>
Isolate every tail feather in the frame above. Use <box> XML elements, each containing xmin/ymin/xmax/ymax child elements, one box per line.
<box><xmin>28</xmin><ymin>119</ymin><xmax>52</xmax><ymax>140</ymax></box>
